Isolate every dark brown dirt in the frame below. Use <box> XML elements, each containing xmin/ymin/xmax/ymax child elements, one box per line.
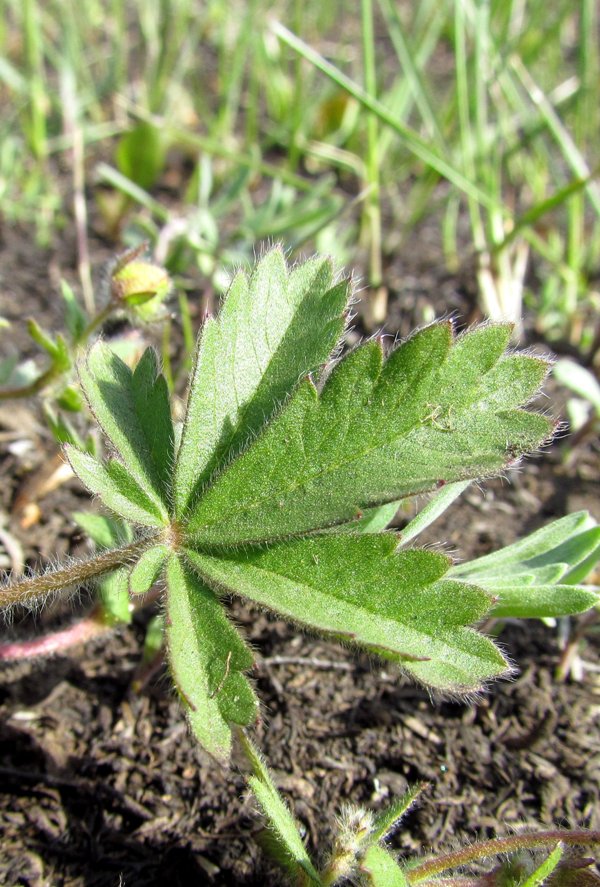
<box><xmin>0</xmin><ymin>213</ymin><xmax>599</xmax><ymax>886</ymax></box>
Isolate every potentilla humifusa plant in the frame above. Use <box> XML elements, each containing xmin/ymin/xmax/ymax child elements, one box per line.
<box><xmin>2</xmin><ymin>247</ymin><xmax>599</xmax><ymax>885</ymax></box>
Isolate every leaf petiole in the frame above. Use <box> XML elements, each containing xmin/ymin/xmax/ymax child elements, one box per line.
<box><xmin>0</xmin><ymin>532</ymin><xmax>162</xmax><ymax>610</ymax></box>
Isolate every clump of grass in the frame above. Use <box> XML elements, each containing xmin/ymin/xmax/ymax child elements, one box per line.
<box><xmin>0</xmin><ymin>1</ymin><xmax>597</xmax><ymax>339</ymax></box>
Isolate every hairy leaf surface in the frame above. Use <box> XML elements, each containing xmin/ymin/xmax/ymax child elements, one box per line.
<box><xmin>360</xmin><ymin>846</ymin><xmax>408</xmax><ymax>886</ymax></box>
<box><xmin>185</xmin><ymin>535</ymin><xmax>508</xmax><ymax>691</ymax></box>
<box><xmin>79</xmin><ymin>343</ymin><xmax>173</xmax><ymax>510</ymax></box>
<box><xmin>56</xmin><ymin>252</ymin><xmax>586</xmax><ymax>762</ymax></box>
<box><xmin>371</xmin><ymin>783</ymin><xmax>426</xmax><ymax>842</ymax></box>
<box><xmin>129</xmin><ymin>544</ymin><xmax>168</xmax><ymax>595</ymax></box>
<box><xmin>165</xmin><ymin>555</ymin><xmax>258</xmax><ymax>762</ymax></box>
<box><xmin>174</xmin><ymin>247</ymin><xmax>349</xmax><ymax>515</ymax></box>
<box><xmin>66</xmin><ymin>446</ymin><xmax>168</xmax><ymax>527</ymax></box>
<box><xmin>186</xmin><ymin>324</ymin><xmax>550</xmax><ymax>547</ymax></box>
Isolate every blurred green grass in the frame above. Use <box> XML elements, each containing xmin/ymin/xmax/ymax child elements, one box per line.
<box><xmin>0</xmin><ymin>0</ymin><xmax>598</xmax><ymax>351</ymax></box>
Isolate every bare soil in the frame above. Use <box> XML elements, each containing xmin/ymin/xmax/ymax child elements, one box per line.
<box><xmin>0</xmin><ymin>210</ymin><xmax>599</xmax><ymax>886</ymax></box>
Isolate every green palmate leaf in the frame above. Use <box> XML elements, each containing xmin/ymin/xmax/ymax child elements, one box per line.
<box><xmin>449</xmin><ymin>512</ymin><xmax>600</xmax><ymax>618</ymax></box>
<box><xmin>239</xmin><ymin>732</ymin><xmax>321</xmax><ymax>884</ymax></box>
<box><xmin>129</xmin><ymin>544</ymin><xmax>168</xmax><ymax>595</ymax></box>
<box><xmin>66</xmin><ymin>446</ymin><xmax>168</xmax><ymax>527</ymax></box>
<box><xmin>185</xmin><ymin>535</ymin><xmax>507</xmax><ymax>691</ymax></box>
<box><xmin>186</xmin><ymin>323</ymin><xmax>551</xmax><ymax>547</ymax></box>
<box><xmin>174</xmin><ymin>247</ymin><xmax>350</xmax><ymax>516</ymax></box>
<box><xmin>360</xmin><ymin>845</ymin><xmax>408</xmax><ymax>886</ymax></box>
<box><xmin>165</xmin><ymin>555</ymin><xmax>258</xmax><ymax>762</ymax></box>
<box><xmin>79</xmin><ymin>343</ymin><xmax>173</xmax><ymax>512</ymax></box>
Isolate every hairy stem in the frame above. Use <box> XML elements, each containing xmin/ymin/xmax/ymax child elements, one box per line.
<box><xmin>407</xmin><ymin>830</ymin><xmax>600</xmax><ymax>883</ymax></box>
<box><xmin>0</xmin><ymin>534</ymin><xmax>160</xmax><ymax>610</ymax></box>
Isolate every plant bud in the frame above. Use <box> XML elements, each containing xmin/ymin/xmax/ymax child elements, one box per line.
<box><xmin>111</xmin><ymin>253</ymin><xmax>171</xmax><ymax>320</ymax></box>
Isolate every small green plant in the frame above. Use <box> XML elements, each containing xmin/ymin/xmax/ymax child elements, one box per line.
<box><xmin>1</xmin><ymin>248</ymin><xmax>599</xmax><ymax>883</ymax></box>
<box><xmin>241</xmin><ymin>739</ymin><xmax>600</xmax><ymax>885</ymax></box>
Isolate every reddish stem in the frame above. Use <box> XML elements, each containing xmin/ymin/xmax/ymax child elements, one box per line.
<box><xmin>407</xmin><ymin>830</ymin><xmax>600</xmax><ymax>883</ymax></box>
<box><xmin>0</xmin><ymin>608</ymin><xmax>108</xmax><ymax>660</ymax></box>
<box><xmin>0</xmin><ymin>586</ymin><xmax>164</xmax><ymax>663</ymax></box>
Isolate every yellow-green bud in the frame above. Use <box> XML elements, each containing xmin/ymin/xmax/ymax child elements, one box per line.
<box><xmin>110</xmin><ymin>248</ymin><xmax>172</xmax><ymax>322</ymax></box>
<box><xmin>111</xmin><ymin>260</ymin><xmax>171</xmax><ymax>307</ymax></box>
